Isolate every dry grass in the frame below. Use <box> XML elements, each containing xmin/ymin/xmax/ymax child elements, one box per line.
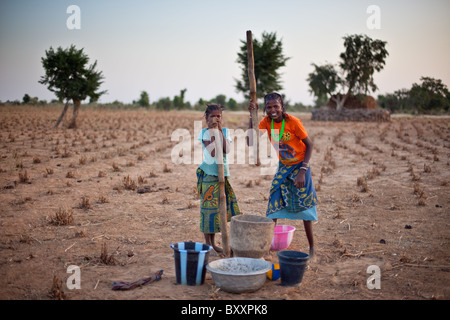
<box><xmin>79</xmin><ymin>196</ymin><xmax>92</xmax><ymax>210</ymax></box>
<box><xmin>100</xmin><ymin>242</ymin><xmax>117</xmax><ymax>265</ymax></box>
<box><xmin>49</xmin><ymin>207</ymin><xmax>74</xmax><ymax>226</ymax></box>
<box><xmin>138</xmin><ymin>175</ymin><xmax>147</xmax><ymax>184</ymax></box>
<box><xmin>163</xmin><ymin>163</ymin><xmax>172</xmax><ymax>173</ymax></box>
<box><xmin>122</xmin><ymin>175</ymin><xmax>137</xmax><ymax>190</ymax></box>
<box><xmin>66</xmin><ymin>171</ymin><xmax>75</xmax><ymax>179</ymax></box>
<box><xmin>356</xmin><ymin>176</ymin><xmax>369</xmax><ymax>192</ymax></box>
<box><xmin>18</xmin><ymin>170</ymin><xmax>30</xmax><ymax>183</ymax></box>
<box><xmin>98</xmin><ymin>194</ymin><xmax>108</xmax><ymax>203</ymax></box>
<box><xmin>112</xmin><ymin>162</ymin><xmax>122</xmax><ymax>172</ymax></box>
<box><xmin>79</xmin><ymin>155</ymin><xmax>87</xmax><ymax>165</ymax></box>
<box><xmin>48</xmin><ymin>275</ymin><xmax>66</xmax><ymax>300</ymax></box>
<box><xmin>1</xmin><ymin>107</ymin><xmax>449</xmax><ymax>300</ymax></box>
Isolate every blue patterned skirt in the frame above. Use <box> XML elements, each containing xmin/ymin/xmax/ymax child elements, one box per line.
<box><xmin>266</xmin><ymin>162</ymin><xmax>318</xmax><ymax>221</ymax></box>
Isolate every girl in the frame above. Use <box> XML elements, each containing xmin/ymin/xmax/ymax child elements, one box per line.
<box><xmin>247</xmin><ymin>93</ymin><xmax>318</xmax><ymax>258</ymax></box>
<box><xmin>197</xmin><ymin>104</ymin><xmax>241</xmax><ymax>253</ymax></box>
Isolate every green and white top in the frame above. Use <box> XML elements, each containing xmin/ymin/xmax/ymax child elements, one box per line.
<box><xmin>198</xmin><ymin>127</ymin><xmax>232</xmax><ymax>177</ymax></box>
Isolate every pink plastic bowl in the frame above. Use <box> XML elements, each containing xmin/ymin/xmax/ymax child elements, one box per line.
<box><xmin>270</xmin><ymin>225</ymin><xmax>296</xmax><ymax>250</ymax></box>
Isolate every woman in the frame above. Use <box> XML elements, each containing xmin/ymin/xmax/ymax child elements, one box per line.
<box><xmin>247</xmin><ymin>93</ymin><xmax>318</xmax><ymax>257</ymax></box>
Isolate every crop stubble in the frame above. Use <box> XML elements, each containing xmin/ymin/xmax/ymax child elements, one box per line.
<box><xmin>0</xmin><ymin>106</ymin><xmax>449</xmax><ymax>300</ymax></box>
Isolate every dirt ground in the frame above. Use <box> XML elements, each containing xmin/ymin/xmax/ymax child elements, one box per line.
<box><xmin>0</xmin><ymin>106</ymin><xmax>449</xmax><ymax>301</ymax></box>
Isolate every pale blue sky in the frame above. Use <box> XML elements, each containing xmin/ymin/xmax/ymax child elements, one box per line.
<box><xmin>1</xmin><ymin>0</ymin><xmax>449</xmax><ymax>105</ymax></box>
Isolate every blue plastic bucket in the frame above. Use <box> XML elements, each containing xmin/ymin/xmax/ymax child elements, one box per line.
<box><xmin>170</xmin><ymin>242</ymin><xmax>212</xmax><ymax>286</ymax></box>
<box><xmin>277</xmin><ymin>250</ymin><xmax>309</xmax><ymax>286</ymax></box>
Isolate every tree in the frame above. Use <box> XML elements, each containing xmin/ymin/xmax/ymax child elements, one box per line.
<box><xmin>226</xmin><ymin>97</ymin><xmax>238</xmax><ymax>110</ymax></box>
<box><xmin>307</xmin><ymin>63</ymin><xmax>341</xmax><ymax>105</ymax></box>
<box><xmin>22</xmin><ymin>94</ymin><xmax>31</xmax><ymax>104</ymax></box>
<box><xmin>155</xmin><ymin>97</ymin><xmax>173</xmax><ymax>110</ymax></box>
<box><xmin>137</xmin><ymin>91</ymin><xmax>150</xmax><ymax>107</ymax></box>
<box><xmin>409</xmin><ymin>77</ymin><xmax>450</xmax><ymax>112</ymax></box>
<box><xmin>212</xmin><ymin>94</ymin><xmax>227</xmax><ymax>106</ymax></box>
<box><xmin>235</xmin><ymin>31</ymin><xmax>290</xmax><ymax>99</ymax></box>
<box><xmin>173</xmin><ymin>89</ymin><xmax>187</xmax><ymax>109</ymax></box>
<box><xmin>22</xmin><ymin>94</ymin><xmax>40</xmax><ymax>105</ymax></box>
<box><xmin>308</xmin><ymin>34</ymin><xmax>388</xmax><ymax>110</ymax></box>
<box><xmin>39</xmin><ymin>45</ymin><xmax>106</xmax><ymax>128</ymax></box>
<box><xmin>378</xmin><ymin>77</ymin><xmax>449</xmax><ymax>114</ymax></box>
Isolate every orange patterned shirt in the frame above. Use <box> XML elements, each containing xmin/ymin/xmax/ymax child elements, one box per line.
<box><xmin>259</xmin><ymin>114</ymin><xmax>308</xmax><ymax>165</ymax></box>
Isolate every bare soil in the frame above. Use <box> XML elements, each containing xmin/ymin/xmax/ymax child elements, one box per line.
<box><xmin>0</xmin><ymin>106</ymin><xmax>449</xmax><ymax>300</ymax></box>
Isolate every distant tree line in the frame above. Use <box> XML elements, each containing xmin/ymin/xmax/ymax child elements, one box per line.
<box><xmin>8</xmin><ymin>78</ymin><xmax>449</xmax><ymax>115</ymax></box>
<box><xmin>115</xmin><ymin>89</ymin><xmax>311</xmax><ymax>112</ymax></box>
<box><xmin>377</xmin><ymin>77</ymin><xmax>450</xmax><ymax>114</ymax></box>
<box><xmin>3</xmin><ymin>33</ymin><xmax>448</xmax><ymax>117</ymax></box>
<box><xmin>131</xmin><ymin>89</ymin><xmax>240</xmax><ymax>110</ymax></box>
<box><xmin>0</xmin><ymin>94</ymin><xmax>60</xmax><ymax>105</ymax></box>
<box><xmin>3</xmin><ymin>89</ymin><xmax>311</xmax><ymax>113</ymax></box>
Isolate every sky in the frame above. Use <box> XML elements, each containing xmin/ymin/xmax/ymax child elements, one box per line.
<box><xmin>0</xmin><ymin>0</ymin><xmax>449</xmax><ymax>106</ymax></box>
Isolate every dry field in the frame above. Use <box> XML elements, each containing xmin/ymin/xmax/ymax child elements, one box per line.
<box><xmin>0</xmin><ymin>105</ymin><xmax>449</xmax><ymax>301</ymax></box>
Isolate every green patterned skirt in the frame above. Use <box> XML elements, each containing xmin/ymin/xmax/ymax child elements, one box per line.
<box><xmin>196</xmin><ymin>168</ymin><xmax>241</xmax><ymax>234</ymax></box>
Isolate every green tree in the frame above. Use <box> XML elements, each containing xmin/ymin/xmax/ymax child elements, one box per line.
<box><xmin>378</xmin><ymin>78</ymin><xmax>449</xmax><ymax>114</ymax></box>
<box><xmin>235</xmin><ymin>31</ymin><xmax>290</xmax><ymax>99</ymax></box>
<box><xmin>226</xmin><ymin>97</ymin><xmax>238</xmax><ymax>110</ymax></box>
<box><xmin>377</xmin><ymin>93</ymin><xmax>401</xmax><ymax>113</ymax></box>
<box><xmin>209</xmin><ymin>94</ymin><xmax>226</xmax><ymax>106</ymax></box>
<box><xmin>22</xmin><ymin>94</ymin><xmax>39</xmax><ymax>105</ymax></box>
<box><xmin>377</xmin><ymin>89</ymin><xmax>411</xmax><ymax>113</ymax></box>
<box><xmin>137</xmin><ymin>91</ymin><xmax>150</xmax><ymax>107</ymax></box>
<box><xmin>22</xmin><ymin>94</ymin><xmax>31</xmax><ymax>104</ymax></box>
<box><xmin>196</xmin><ymin>98</ymin><xmax>207</xmax><ymax>110</ymax></box>
<box><xmin>30</xmin><ymin>96</ymin><xmax>39</xmax><ymax>105</ymax></box>
<box><xmin>307</xmin><ymin>63</ymin><xmax>341</xmax><ymax>105</ymax></box>
<box><xmin>155</xmin><ymin>97</ymin><xmax>173</xmax><ymax>110</ymax></box>
<box><xmin>409</xmin><ymin>77</ymin><xmax>450</xmax><ymax>113</ymax></box>
<box><xmin>173</xmin><ymin>89</ymin><xmax>187</xmax><ymax>109</ymax></box>
<box><xmin>39</xmin><ymin>45</ymin><xmax>106</xmax><ymax>128</ymax></box>
<box><xmin>308</xmin><ymin>34</ymin><xmax>388</xmax><ymax>110</ymax></box>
